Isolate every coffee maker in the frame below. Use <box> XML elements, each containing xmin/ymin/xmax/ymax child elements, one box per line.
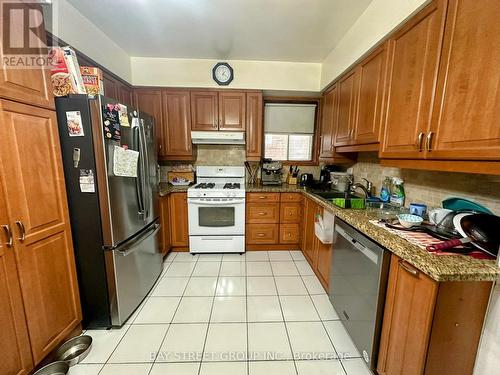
<box><xmin>261</xmin><ymin>159</ymin><xmax>283</xmax><ymax>185</ymax></box>
<box><xmin>319</xmin><ymin>165</ymin><xmax>343</xmax><ymax>185</ymax></box>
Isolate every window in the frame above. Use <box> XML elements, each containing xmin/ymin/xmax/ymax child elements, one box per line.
<box><xmin>264</xmin><ymin>103</ymin><xmax>316</xmax><ymax>162</ymax></box>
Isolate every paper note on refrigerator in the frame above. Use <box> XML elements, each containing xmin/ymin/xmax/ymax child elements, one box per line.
<box><xmin>113</xmin><ymin>146</ymin><xmax>139</xmax><ymax>177</ymax></box>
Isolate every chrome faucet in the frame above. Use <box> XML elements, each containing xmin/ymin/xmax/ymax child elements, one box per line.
<box><xmin>350</xmin><ymin>178</ymin><xmax>373</xmax><ymax>197</ymax></box>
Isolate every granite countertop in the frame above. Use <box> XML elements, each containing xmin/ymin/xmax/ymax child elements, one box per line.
<box><xmin>159</xmin><ymin>182</ymin><xmax>500</xmax><ymax>282</ymax></box>
<box><xmin>159</xmin><ymin>182</ymin><xmax>190</xmax><ymax>196</ymax></box>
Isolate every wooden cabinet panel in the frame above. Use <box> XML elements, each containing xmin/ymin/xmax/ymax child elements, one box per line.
<box><xmin>354</xmin><ymin>43</ymin><xmax>387</xmax><ymax>145</ymax></box>
<box><xmin>118</xmin><ymin>84</ymin><xmax>133</xmax><ymax>106</ymax></box>
<box><xmin>246</xmin><ymin>224</ymin><xmax>279</xmax><ymax>245</ymax></box>
<box><xmin>246</xmin><ymin>193</ymin><xmax>280</xmax><ymax>202</ymax></box>
<box><xmin>159</xmin><ymin>196</ymin><xmax>171</xmax><ymax>254</ymax></box>
<box><xmin>134</xmin><ymin>89</ymin><xmax>164</xmax><ymax>155</ymax></box>
<box><xmin>0</xmin><ymin>100</ymin><xmax>81</xmax><ymax>364</ymax></box>
<box><xmin>303</xmin><ymin>198</ymin><xmax>319</xmax><ymax>267</ymax></box>
<box><xmin>0</xmin><ymin>177</ymin><xmax>33</xmax><ymax>375</ymax></box>
<box><xmin>191</xmin><ymin>91</ymin><xmax>218</xmax><ymax>131</ymax></box>
<box><xmin>380</xmin><ymin>0</ymin><xmax>446</xmax><ymax>159</ymax></box>
<box><xmin>319</xmin><ymin>85</ymin><xmax>337</xmax><ymax>158</ymax></box>
<box><xmin>246</xmin><ymin>203</ymin><xmax>280</xmax><ymax>224</ymax></box>
<box><xmin>429</xmin><ymin>0</ymin><xmax>500</xmax><ymax>160</ymax></box>
<box><xmin>219</xmin><ymin>91</ymin><xmax>246</xmax><ymax>131</ymax></box>
<box><xmin>102</xmin><ymin>74</ymin><xmax>118</xmax><ymax>99</ymax></box>
<box><xmin>280</xmin><ymin>193</ymin><xmax>302</xmax><ymax>202</ymax></box>
<box><xmin>169</xmin><ymin>193</ymin><xmax>189</xmax><ymax>247</ymax></box>
<box><xmin>316</xmin><ymin>238</ymin><xmax>332</xmax><ymax>289</ymax></box>
<box><xmin>246</xmin><ymin>92</ymin><xmax>263</xmax><ymax>160</ymax></box>
<box><xmin>162</xmin><ymin>90</ymin><xmax>193</xmax><ymax>159</ymax></box>
<box><xmin>279</xmin><ymin>224</ymin><xmax>299</xmax><ymax>244</ymax></box>
<box><xmin>0</xmin><ymin>2</ymin><xmax>53</xmax><ymax>110</ymax></box>
<box><xmin>377</xmin><ymin>255</ymin><xmax>438</xmax><ymax>375</ymax></box>
<box><xmin>280</xmin><ymin>202</ymin><xmax>301</xmax><ymax>223</ymax></box>
<box><xmin>335</xmin><ymin>70</ymin><xmax>358</xmax><ymax>146</ymax></box>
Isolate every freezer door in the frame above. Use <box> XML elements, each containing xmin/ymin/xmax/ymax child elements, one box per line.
<box><xmin>91</xmin><ymin>97</ymin><xmax>148</xmax><ymax>247</ymax></box>
<box><xmin>107</xmin><ymin>221</ymin><xmax>162</xmax><ymax>326</ymax></box>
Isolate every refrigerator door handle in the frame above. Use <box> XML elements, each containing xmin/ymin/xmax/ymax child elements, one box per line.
<box><xmin>116</xmin><ymin>223</ymin><xmax>160</xmax><ymax>256</ymax></box>
<box><xmin>139</xmin><ymin>119</ymin><xmax>150</xmax><ymax>219</ymax></box>
<box><xmin>133</xmin><ymin>126</ymin><xmax>145</xmax><ymax>214</ymax></box>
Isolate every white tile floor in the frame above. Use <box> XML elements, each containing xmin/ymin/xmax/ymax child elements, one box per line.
<box><xmin>71</xmin><ymin>251</ymin><xmax>371</xmax><ymax>375</ymax></box>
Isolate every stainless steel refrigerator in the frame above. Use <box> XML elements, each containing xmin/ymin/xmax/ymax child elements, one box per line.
<box><xmin>55</xmin><ymin>94</ymin><xmax>162</xmax><ymax>328</ymax></box>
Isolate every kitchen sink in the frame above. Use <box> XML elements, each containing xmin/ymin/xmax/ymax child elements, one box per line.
<box><xmin>312</xmin><ymin>191</ymin><xmax>366</xmax><ymax>209</ymax></box>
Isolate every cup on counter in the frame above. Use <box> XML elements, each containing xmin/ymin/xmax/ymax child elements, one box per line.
<box><xmin>409</xmin><ymin>203</ymin><xmax>427</xmax><ymax>218</ymax></box>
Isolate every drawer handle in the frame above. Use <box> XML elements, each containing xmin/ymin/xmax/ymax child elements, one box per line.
<box><xmin>288</xmin><ymin>232</ymin><xmax>292</xmax><ymax>238</ymax></box>
<box><xmin>426</xmin><ymin>132</ymin><xmax>434</xmax><ymax>152</ymax></box>
<box><xmin>15</xmin><ymin>221</ymin><xmax>26</xmax><ymax>242</ymax></box>
<box><xmin>257</xmin><ymin>233</ymin><xmax>265</xmax><ymax>237</ymax></box>
<box><xmin>258</xmin><ymin>212</ymin><xmax>266</xmax><ymax>216</ymax></box>
<box><xmin>398</xmin><ymin>260</ymin><xmax>419</xmax><ymax>277</ymax></box>
<box><xmin>417</xmin><ymin>132</ymin><xmax>424</xmax><ymax>151</ymax></box>
<box><xmin>258</xmin><ymin>196</ymin><xmax>266</xmax><ymax>199</ymax></box>
<box><xmin>1</xmin><ymin>225</ymin><xmax>13</xmax><ymax>247</ymax></box>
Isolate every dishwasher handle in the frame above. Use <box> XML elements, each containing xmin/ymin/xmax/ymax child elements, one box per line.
<box><xmin>335</xmin><ymin>225</ymin><xmax>380</xmax><ymax>265</ymax></box>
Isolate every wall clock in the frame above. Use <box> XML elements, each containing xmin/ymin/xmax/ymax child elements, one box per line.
<box><xmin>212</xmin><ymin>62</ymin><xmax>234</xmax><ymax>86</ymax></box>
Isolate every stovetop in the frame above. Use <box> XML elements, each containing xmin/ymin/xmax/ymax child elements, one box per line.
<box><xmin>188</xmin><ymin>166</ymin><xmax>246</xmax><ymax>198</ymax></box>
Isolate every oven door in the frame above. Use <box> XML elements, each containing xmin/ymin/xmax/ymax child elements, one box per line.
<box><xmin>188</xmin><ymin>197</ymin><xmax>245</xmax><ymax>236</ymax></box>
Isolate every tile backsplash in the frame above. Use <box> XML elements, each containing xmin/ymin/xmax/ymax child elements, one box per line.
<box><xmin>352</xmin><ymin>153</ymin><xmax>500</xmax><ymax>214</ymax></box>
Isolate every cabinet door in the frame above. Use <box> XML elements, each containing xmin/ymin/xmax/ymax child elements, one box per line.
<box><xmin>303</xmin><ymin>199</ymin><xmax>319</xmax><ymax>267</ymax></box>
<box><xmin>0</xmin><ymin>100</ymin><xmax>81</xmax><ymax>364</ymax></box>
<box><xmin>319</xmin><ymin>85</ymin><xmax>337</xmax><ymax>158</ymax></box>
<box><xmin>162</xmin><ymin>90</ymin><xmax>193</xmax><ymax>159</ymax></box>
<box><xmin>190</xmin><ymin>91</ymin><xmax>218</xmax><ymax>131</ymax></box>
<box><xmin>279</xmin><ymin>224</ymin><xmax>300</xmax><ymax>244</ymax></box>
<box><xmin>380</xmin><ymin>0</ymin><xmax>446</xmax><ymax>159</ymax></box>
<box><xmin>280</xmin><ymin>202</ymin><xmax>301</xmax><ymax>223</ymax></box>
<box><xmin>219</xmin><ymin>91</ymin><xmax>246</xmax><ymax>131</ymax></box>
<box><xmin>0</xmin><ymin>176</ymin><xmax>33</xmax><ymax>375</ymax></box>
<box><xmin>134</xmin><ymin>89</ymin><xmax>164</xmax><ymax>155</ymax></box>
<box><xmin>246</xmin><ymin>224</ymin><xmax>279</xmax><ymax>245</ymax></box>
<box><xmin>246</xmin><ymin>92</ymin><xmax>263</xmax><ymax>160</ymax></box>
<box><xmin>316</xmin><ymin>209</ymin><xmax>331</xmax><ymax>289</ymax></box>
<box><xmin>159</xmin><ymin>196</ymin><xmax>171</xmax><ymax>254</ymax></box>
<box><xmin>377</xmin><ymin>255</ymin><xmax>438</xmax><ymax>375</ymax></box>
<box><xmin>0</xmin><ymin>2</ymin><xmax>53</xmax><ymax>109</ymax></box>
<box><xmin>334</xmin><ymin>70</ymin><xmax>358</xmax><ymax>146</ymax></box>
<box><xmin>354</xmin><ymin>43</ymin><xmax>387</xmax><ymax>145</ymax></box>
<box><xmin>102</xmin><ymin>73</ymin><xmax>118</xmax><ymax>99</ymax></box>
<box><xmin>246</xmin><ymin>203</ymin><xmax>280</xmax><ymax>224</ymax></box>
<box><xmin>429</xmin><ymin>0</ymin><xmax>500</xmax><ymax>160</ymax></box>
<box><xmin>118</xmin><ymin>84</ymin><xmax>133</xmax><ymax>106</ymax></box>
<box><xmin>169</xmin><ymin>193</ymin><xmax>189</xmax><ymax>247</ymax></box>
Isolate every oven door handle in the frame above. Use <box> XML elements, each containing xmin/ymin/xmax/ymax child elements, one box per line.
<box><xmin>188</xmin><ymin>199</ymin><xmax>245</xmax><ymax>206</ymax></box>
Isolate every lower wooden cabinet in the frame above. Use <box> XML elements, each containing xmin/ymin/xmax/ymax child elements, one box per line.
<box><xmin>159</xmin><ymin>196</ymin><xmax>171</xmax><ymax>253</ymax></box>
<box><xmin>316</xmin><ymin>238</ymin><xmax>332</xmax><ymax>287</ymax></box>
<box><xmin>377</xmin><ymin>254</ymin><xmax>492</xmax><ymax>375</ymax></box>
<box><xmin>279</xmin><ymin>224</ymin><xmax>299</xmax><ymax>244</ymax></box>
<box><xmin>246</xmin><ymin>203</ymin><xmax>280</xmax><ymax>224</ymax></box>
<box><xmin>169</xmin><ymin>193</ymin><xmax>189</xmax><ymax>248</ymax></box>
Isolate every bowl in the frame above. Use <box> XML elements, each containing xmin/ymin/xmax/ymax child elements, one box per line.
<box><xmin>54</xmin><ymin>335</ymin><xmax>92</xmax><ymax>367</ymax></box>
<box><xmin>398</xmin><ymin>214</ymin><xmax>423</xmax><ymax>228</ymax></box>
<box><xmin>33</xmin><ymin>361</ymin><xmax>69</xmax><ymax>375</ymax></box>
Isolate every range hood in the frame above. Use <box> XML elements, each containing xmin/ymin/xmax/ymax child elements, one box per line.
<box><xmin>191</xmin><ymin>131</ymin><xmax>245</xmax><ymax>145</ymax></box>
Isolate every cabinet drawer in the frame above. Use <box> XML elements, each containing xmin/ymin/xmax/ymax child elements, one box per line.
<box><xmin>280</xmin><ymin>224</ymin><xmax>300</xmax><ymax>244</ymax></box>
<box><xmin>246</xmin><ymin>224</ymin><xmax>279</xmax><ymax>244</ymax></box>
<box><xmin>280</xmin><ymin>202</ymin><xmax>301</xmax><ymax>223</ymax></box>
<box><xmin>246</xmin><ymin>203</ymin><xmax>280</xmax><ymax>223</ymax></box>
<box><xmin>247</xmin><ymin>193</ymin><xmax>280</xmax><ymax>202</ymax></box>
<box><xmin>280</xmin><ymin>193</ymin><xmax>302</xmax><ymax>202</ymax></box>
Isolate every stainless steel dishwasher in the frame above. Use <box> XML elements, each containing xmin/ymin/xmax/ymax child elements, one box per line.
<box><xmin>329</xmin><ymin>218</ymin><xmax>390</xmax><ymax>371</ymax></box>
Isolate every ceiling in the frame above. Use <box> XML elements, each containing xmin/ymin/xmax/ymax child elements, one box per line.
<box><xmin>66</xmin><ymin>0</ymin><xmax>372</xmax><ymax>62</ymax></box>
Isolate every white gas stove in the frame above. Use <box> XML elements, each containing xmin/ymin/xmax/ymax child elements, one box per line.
<box><xmin>188</xmin><ymin>166</ymin><xmax>246</xmax><ymax>254</ymax></box>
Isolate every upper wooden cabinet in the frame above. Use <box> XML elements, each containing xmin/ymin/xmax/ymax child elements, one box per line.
<box><xmin>191</xmin><ymin>91</ymin><xmax>218</xmax><ymax>130</ymax></box>
<box><xmin>429</xmin><ymin>0</ymin><xmax>500</xmax><ymax>160</ymax></box>
<box><xmin>379</xmin><ymin>0</ymin><xmax>447</xmax><ymax>159</ymax></box>
<box><xmin>319</xmin><ymin>84</ymin><xmax>337</xmax><ymax>158</ymax></box>
<box><xmin>246</xmin><ymin>92</ymin><xmax>263</xmax><ymax>160</ymax></box>
<box><xmin>134</xmin><ymin>89</ymin><xmax>164</xmax><ymax>153</ymax></box>
<box><xmin>335</xmin><ymin>70</ymin><xmax>358</xmax><ymax>147</ymax></box>
<box><xmin>191</xmin><ymin>90</ymin><xmax>246</xmax><ymax>131</ymax></box>
<box><xmin>0</xmin><ymin>99</ymin><xmax>81</xmax><ymax>365</ymax></box>
<box><xmin>354</xmin><ymin>43</ymin><xmax>387</xmax><ymax>145</ymax></box>
<box><xmin>0</xmin><ymin>2</ymin><xmax>54</xmax><ymax>110</ymax></box>
<box><xmin>219</xmin><ymin>91</ymin><xmax>246</xmax><ymax>131</ymax></box>
<box><xmin>162</xmin><ymin>90</ymin><xmax>193</xmax><ymax>160</ymax></box>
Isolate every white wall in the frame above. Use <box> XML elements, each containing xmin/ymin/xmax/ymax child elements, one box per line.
<box><xmin>320</xmin><ymin>0</ymin><xmax>430</xmax><ymax>89</ymax></box>
<box><xmin>131</xmin><ymin>57</ymin><xmax>321</xmax><ymax>91</ymax></box>
<box><xmin>47</xmin><ymin>0</ymin><xmax>132</xmax><ymax>82</ymax></box>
